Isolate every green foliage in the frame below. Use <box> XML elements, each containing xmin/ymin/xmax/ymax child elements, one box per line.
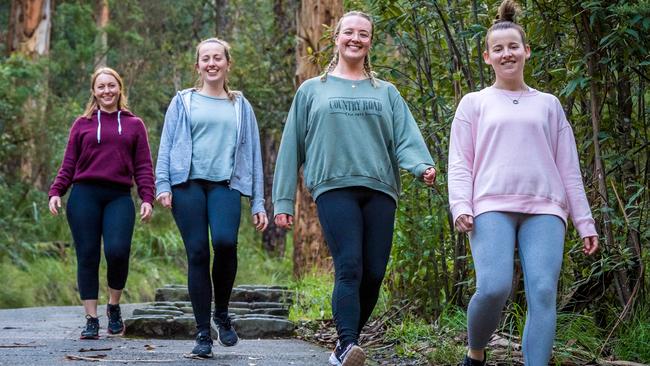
<box><xmin>611</xmin><ymin>306</ymin><xmax>650</xmax><ymax>362</ymax></box>
<box><xmin>553</xmin><ymin>313</ymin><xmax>604</xmax><ymax>362</ymax></box>
<box><xmin>289</xmin><ymin>271</ymin><xmax>334</xmax><ymax>321</ymax></box>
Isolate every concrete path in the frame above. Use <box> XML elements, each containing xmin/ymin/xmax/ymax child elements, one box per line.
<box><xmin>0</xmin><ymin>304</ymin><xmax>331</xmax><ymax>365</ymax></box>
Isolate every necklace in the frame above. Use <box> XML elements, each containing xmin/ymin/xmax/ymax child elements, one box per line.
<box><xmin>501</xmin><ymin>88</ymin><xmax>527</xmax><ymax>104</ymax></box>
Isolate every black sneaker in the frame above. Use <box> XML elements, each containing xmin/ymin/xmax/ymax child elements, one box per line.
<box><xmin>106</xmin><ymin>304</ymin><xmax>124</xmax><ymax>335</ymax></box>
<box><xmin>329</xmin><ymin>340</ymin><xmax>366</xmax><ymax>366</ymax></box>
<box><xmin>80</xmin><ymin>315</ymin><xmax>99</xmax><ymax>339</ymax></box>
<box><xmin>459</xmin><ymin>351</ymin><xmax>487</xmax><ymax>366</ymax></box>
<box><xmin>190</xmin><ymin>330</ymin><xmax>213</xmax><ymax>358</ymax></box>
<box><xmin>212</xmin><ymin>311</ymin><xmax>238</xmax><ymax>347</ymax></box>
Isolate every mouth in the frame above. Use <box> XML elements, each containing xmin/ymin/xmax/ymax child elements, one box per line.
<box><xmin>346</xmin><ymin>44</ymin><xmax>363</xmax><ymax>51</ymax></box>
<box><xmin>500</xmin><ymin>60</ymin><xmax>516</xmax><ymax>66</ymax></box>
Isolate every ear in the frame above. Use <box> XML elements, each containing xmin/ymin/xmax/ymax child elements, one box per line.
<box><xmin>525</xmin><ymin>44</ymin><xmax>531</xmax><ymax>60</ymax></box>
<box><xmin>482</xmin><ymin>50</ymin><xmax>491</xmax><ymax>65</ymax></box>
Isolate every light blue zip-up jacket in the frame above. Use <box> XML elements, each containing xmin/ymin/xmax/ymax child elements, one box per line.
<box><xmin>155</xmin><ymin>88</ymin><xmax>265</xmax><ymax>214</ymax></box>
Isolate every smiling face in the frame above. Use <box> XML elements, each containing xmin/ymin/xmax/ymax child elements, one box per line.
<box><xmin>93</xmin><ymin>73</ymin><xmax>121</xmax><ymax>112</ymax></box>
<box><xmin>483</xmin><ymin>28</ymin><xmax>530</xmax><ymax>85</ymax></box>
<box><xmin>335</xmin><ymin>15</ymin><xmax>373</xmax><ymax>65</ymax></box>
<box><xmin>195</xmin><ymin>41</ymin><xmax>230</xmax><ymax>87</ymax></box>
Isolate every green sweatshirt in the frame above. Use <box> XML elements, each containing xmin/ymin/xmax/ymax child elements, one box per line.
<box><xmin>272</xmin><ymin>75</ymin><xmax>434</xmax><ymax>216</ymax></box>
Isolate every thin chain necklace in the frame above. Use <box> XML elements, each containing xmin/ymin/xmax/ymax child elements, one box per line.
<box><xmin>499</xmin><ymin>86</ymin><xmax>528</xmax><ymax>105</ymax></box>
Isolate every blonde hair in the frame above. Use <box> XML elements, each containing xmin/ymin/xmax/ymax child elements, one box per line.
<box><xmin>194</xmin><ymin>38</ymin><xmax>237</xmax><ymax>101</ymax></box>
<box><xmin>320</xmin><ymin>11</ymin><xmax>378</xmax><ymax>88</ymax></box>
<box><xmin>485</xmin><ymin>0</ymin><xmax>527</xmax><ymax>50</ymax></box>
<box><xmin>82</xmin><ymin>67</ymin><xmax>129</xmax><ymax>118</ymax></box>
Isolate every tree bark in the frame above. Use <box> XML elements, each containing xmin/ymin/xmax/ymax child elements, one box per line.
<box><xmin>214</xmin><ymin>0</ymin><xmax>230</xmax><ymax>38</ymax></box>
<box><xmin>8</xmin><ymin>0</ymin><xmax>52</xmax><ymax>188</ymax></box>
<box><xmin>292</xmin><ymin>0</ymin><xmax>342</xmax><ymax>277</ymax></box>
<box><xmin>261</xmin><ymin>130</ymin><xmax>287</xmax><ymax>256</ymax></box>
<box><xmin>95</xmin><ymin>0</ymin><xmax>109</xmax><ymax>67</ymax></box>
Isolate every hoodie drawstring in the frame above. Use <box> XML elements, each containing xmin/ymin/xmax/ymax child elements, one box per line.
<box><xmin>96</xmin><ymin>110</ymin><xmax>122</xmax><ymax>144</ymax></box>
<box><xmin>96</xmin><ymin>110</ymin><xmax>101</xmax><ymax>144</ymax></box>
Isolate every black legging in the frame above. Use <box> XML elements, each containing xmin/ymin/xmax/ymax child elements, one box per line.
<box><xmin>171</xmin><ymin>179</ymin><xmax>241</xmax><ymax>332</ymax></box>
<box><xmin>315</xmin><ymin>186</ymin><xmax>396</xmax><ymax>346</ymax></box>
<box><xmin>66</xmin><ymin>182</ymin><xmax>135</xmax><ymax>300</ymax></box>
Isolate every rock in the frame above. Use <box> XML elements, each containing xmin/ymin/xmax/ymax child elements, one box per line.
<box><xmin>229</xmin><ymin>307</ymin><xmax>289</xmax><ymax>316</ymax></box>
<box><xmin>229</xmin><ymin>317</ymin><xmax>295</xmax><ymax>339</ymax></box>
<box><xmin>132</xmin><ymin>308</ymin><xmax>185</xmax><ymax>317</ymax></box>
<box><xmin>230</xmin><ymin>288</ymin><xmax>294</xmax><ymax>303</ymax></box>
<box><xmin>154</xmin><ymin>287</ymin><xmax>190</xmax><ymax>302</ymax></box>
<box><xmin>124</xmin><ymin>315</ymin><xmax>195</xmax><ymax>339</ymax></box>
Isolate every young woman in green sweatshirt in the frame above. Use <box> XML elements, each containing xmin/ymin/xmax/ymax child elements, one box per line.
<box><xmin>273</xmin><ymin>11</ymin><xmax>435</xmax><ymax>366</ymax></box>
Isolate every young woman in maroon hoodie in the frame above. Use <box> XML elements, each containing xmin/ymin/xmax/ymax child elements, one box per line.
<box><xmin>48</xmin><ymin>67</ymin><xmax>155</xmax><ymax>339</ymax></box>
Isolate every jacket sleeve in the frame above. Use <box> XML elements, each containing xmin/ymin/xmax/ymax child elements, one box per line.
<box><xmin>272</xmin><ymin>89</ymin><xmax>308</xmax><ymax>217</ymax></box>
<box><xmin>48</xmin><ymin>119</ymin><xmax>81</xmax><ymax>198</ymax></box>
<box><xmin>245</xmin><ymin>99</ymin><xmax>266</xmax><ymax>215</ymax></box>
<box><xmin>155</xmin><ymin>95</ymin><xmax>180</xmax><ymax>197</ymax></box>
<box><xmin>555</xmin><ymin>101</ymin><xmax>597</xmax><ymax>238</ymax></box>
<box><xmin>447</xmin><ymin>95</ymin><xmax>475</xmax><ymax>223</ymax></box>
<box><xmin>133</xmin><ymin>118</ymin><xmax>155</xmax><ymax>204</ymax></box>
<box><xmin>390</xmin><ymin>86</ymin><xmax>434</xmax><ymax>178</ymax></box>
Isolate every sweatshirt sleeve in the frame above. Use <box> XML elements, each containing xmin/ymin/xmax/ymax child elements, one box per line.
<box><xmin>447</xmin><ymin>95</ymin><xmax>475</xmax><ymax>223</ymax></box>
<box><xmin>272</xmin><ymin>89</ymin><xmax>308</xmax><ymax>217</ymax></box>
<box><xmin>555</xmin><ymin>103</ymin><xmax>597</xmax><ymax>238</ymax></box>
<box><xmin>132</xmin><ymin>118</ymin><xmax>155</xmax><ymax>204</ymax></box>
<box><xmin>245</xmin><ymin>99</ymin><xmax>266</xmax><ymax>215</ymax></box>
<box><xmin>48</xmin><ymin>119</ymin><xmax>81</xmax><ymax>198</ymax></box>
<box><xmin>155</xmin><ymin>95</ymin><xmax>180</xmax><ymax>197</ymax></box>
<box><xmin>390</xmin><ymin>86</ymin><xmax>434</xmax><ymax>178</ymax></box>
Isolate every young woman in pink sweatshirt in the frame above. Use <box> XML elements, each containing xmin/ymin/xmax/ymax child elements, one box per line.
<box><xmin>448</xmin><ymin>1</ymin><xmax>599</xmax><ymax>365</ymax></box>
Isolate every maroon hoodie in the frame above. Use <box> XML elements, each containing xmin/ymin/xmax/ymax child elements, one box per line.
<box><xmin>49</xmin><ymin>109</ymin><xmax>155</xmax><ymax>204</ymax></box>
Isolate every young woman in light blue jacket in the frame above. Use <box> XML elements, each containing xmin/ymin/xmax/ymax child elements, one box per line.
<box><xmin>155</xmin><ymin>38</ymin><xmax>268</xmax><ymax>359</ymax></box>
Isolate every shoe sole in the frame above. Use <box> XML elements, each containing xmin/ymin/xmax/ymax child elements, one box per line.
<box><xmin>342</xmin><ymin>346</ymin><xmax>366</xmax><ymax>366</ymax></box>
<box><xmin>106</xmin><ymin>326</ymin><xmax>125</xmax><ymax>337</ymax></box>
<box><xmin>186</xmin><ymin>352</ymin><xmax>214</xmax><ymax>359</ymax></box>
<box><xmin>79</xmin><ymin>335</ymin><xmax>99</xmax><ymax>340</ymax></box>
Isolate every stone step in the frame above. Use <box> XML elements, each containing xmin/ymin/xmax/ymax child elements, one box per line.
<box><xmin>132</xmin><ymin>308</ymin><xmax>185</xmax><ymax>317</ymax></box>
<box><xmin>230</xmin><ymin>307</ymin><xmax>289</xmax><ymax>316</ymax></box>
<box><xmin>125</xmin><ymin>314</ymin><xmax>294</xmax><ymax>339</ymax></box>
<box><xmin>155</xmin><ymin>285</ymin><xmax>294</xmax><ymax>304</ymax></box>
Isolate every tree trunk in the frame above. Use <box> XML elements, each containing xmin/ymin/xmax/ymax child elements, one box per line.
<box><xmin>214</xmin><ymin>0</ymin><xmax>230</xmax><ymax>38</ymax></box>
<box><xmin>292</xmin><ymin>0</ymin><xmax>342</xmax><ymax>277</ymax></box>
<box><xmin>578</xmin><ymin>10</ymin><xmax>631</xmax><ymax>307</ymax></box>
<box><xmin>262</xmin><ymin>130</ymin><xmax>287</xmax><ymax>256</ymax></box>
<box><xmin>8</xmin><ymin>0</ymin><xmax>52</xmax><ymax>189</ymax></box>
<box><xmin>95</xmin><ymin>0</ymin><xmax>109</xmax><ymax>67</ymax></box>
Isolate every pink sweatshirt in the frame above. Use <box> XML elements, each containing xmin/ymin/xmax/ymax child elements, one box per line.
<box><xmin>447</xmin><ymin>87</ymin><xmax>597</xmax><ymax>238</ymax></box>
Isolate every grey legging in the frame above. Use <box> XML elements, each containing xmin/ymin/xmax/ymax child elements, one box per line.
<box><xmin>467</xmin><ymin>211</ymin><xmax>565</xmax><ymax>366</ymax></box>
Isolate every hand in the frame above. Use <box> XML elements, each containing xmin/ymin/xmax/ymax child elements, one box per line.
<box><xmin>422</xmin><ymin>167</ymin><xmax>436</xmax><ymax>186</ymax></box>
<box><xmin>156</xmin><ymin>192</ymin><xmax>172</xmax><ymax>209</ymax></box>
<box><xmin>253</xmin><ymin>212</ymin><xmax>269</xmax><ymax>231</ymax></box>
<box><xmin>49</xmin><ymin>196</ymin><xmax>62</xmax><ymax>215</ymax></box>
<box><xmin>140</xmin><ymin>202</ymin><xmax>153</xmax><ymax>222</ymax></box>
<box><xmin>455</xmin><ymin>214</ymin><xmax>474</xmax><ymax>233</ymax></box>
<box><xmin>583</xmin><ymin>236</ymin><xmax>599</xmax><ymax>256</ymax></box>
<box><xmin>274</xmin><ymin>214</ymin><xmax>294</xmax><ymax>229</ymax></box>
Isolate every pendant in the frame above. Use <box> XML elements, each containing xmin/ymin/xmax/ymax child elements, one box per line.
<box><xmin>513</xmin><ymin>100</ymin><xmax>519</xmax><ymax>104</ymax></box>
<box><xmin>351</xmin><ymin>84</ymin><xmax>357</xmax><ymax>88</ymax></box>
